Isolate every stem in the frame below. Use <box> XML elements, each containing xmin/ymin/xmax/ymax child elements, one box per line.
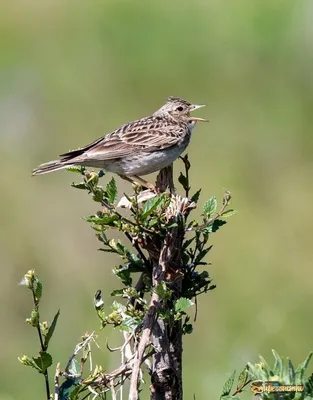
<box><xmin>31</xmin><ymin>290</ymin><xmax>51</xmax><ymax>400</ymax></box>
<box><xmin>124</xmin><ymin>231</ymin><xmax>150</xmax><ymax>310</ymax></box>
<box><xmin>124</xmin><ymin>231</ymin><xmax>150</xmax><ymax>270</ymax></box>
<box><xmin>180</xmin><ymin>155</ymin><xmax>190</xmax><ymax>198</ymax></box>
<box><xmin>86</xmin><ymin>179</ymin><xmax>153</xmax><ymax>234</ymax></box>
<box><xmin>232</xmin><ymin>379</ymin><xmax>252</xmax><ymax>396</ymax></box>
<box><xmin>186</xmin><ymin>191</ymin><xmax>231</xmax><ymax>232</ymax></box>
<box><xmin>128</xmin><ymin>294</ymin><xmax>158</xmax><ymax>400</ymax></box>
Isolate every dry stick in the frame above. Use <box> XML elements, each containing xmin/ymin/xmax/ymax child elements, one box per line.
<box><xmin>128</xmin><ymin>293</ymin><xmax>159</xmax><ymax>400</ymax></box>
<box><xmin>65</xmin><ymin>332</ymin><xmax>95</xmax><ymax>376</ymax></box>
<box><xmin>54</xmin><ymin>363</ymin><xmax>60</xmax><ymax>400</ymax></box>
<box><xmin>111</xmin><ymin>379</ymin><xmax>117</xmax><ymax>400</ymax></box>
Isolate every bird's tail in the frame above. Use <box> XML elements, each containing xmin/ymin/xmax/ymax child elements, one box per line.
<box><xmin>32</xmin><ymin>159</ymin><xmax>73</xmax><ymax>176</ymax></box>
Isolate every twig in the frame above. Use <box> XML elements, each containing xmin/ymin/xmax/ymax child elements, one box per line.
<box><xmin>54</xmin><ymin>363</ymin><xmax>60</xmax><ymax>400</ymax></box>
<box><xmin>85</xmin><ymin>179</ymin><xmax>153</xmax><ymax>234</ymax></box>
<box><xmin>180</xmin><ymin>155</ymin><xmax>191</xmax><ymax>198</ymax></box>
<box><xmin>106</xmin><ymin>338</ymin><xmax>123</xmax><ymax>353</ymax></box>
<box><xmin>128</xmin><ymin>293</ymin><xmax>159</xmax><ymax>400</ymax></box>
<box><xmin>186</xmin><ymin>191</ymin><xmax>231</xmax><ymax>232</ymax></box>
<box><xmin>124</xmin><ymin>231</ymin><xmax>150</xmax><ymax>270</ymax></box>
<box><xmin>65</xmin><ymin>332</ymin><xmax>95</xmax><ymax>376</ymax></box>
<box><xmin>232</xmin><ymin>379</ymin><xmax>252</xmax><ymax>396</ymax></box>
<box><xmin>88</xmin><ymin>342</ymin><xmax>93</xmax><ymax>373</ymax></box>
<box><xmin>194</xmin><ymin>295</ymin><xmax>198</xmax><ymax>322</ymax></box>
<box><xmin>122</xmin><ymin>332</ymin><xmax>134</xmax><ymax>362</ymax></box>
<box><xmin>31</xmin><ymin>290</ymin><xmax>51</xmax><ymax>400</ymax></box>
<box><xmin>111</xmin><ymin>379</ymin><xmax>117</xmax><ymax>400</ymax></box>
<box><xmin>106</xmin><ymin>333</ymin><xmax>134</xmax><ymax>355</ymax></box>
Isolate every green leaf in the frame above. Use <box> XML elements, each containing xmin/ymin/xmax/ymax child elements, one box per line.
<box><xmin>113</xmin><ymin>265</ymin><xmax>132</xmax><ymax>286</ymax></box>
<box><xmin>44</xmin><ymin>309</ymin><xmax>60</xmax><ymax>348</ymax></box>
<box><xmin>220</xmin><ymin>370</ymin><xmax>236</xmax><ymax>398</ymax></box>
<box><xmin>71</xmin><ymin>182</ymin><xmax>87</xmax><ymax>190</ymax></box>
<box><xmin>166</xmin><ymin>222</ymin><xmax>178</xmax><ymax>229</ymax></box>
<box><xmin>32</xmin><ymin>352</ymin><xmax>53</xmax><ymax>374</ymax></box>
<box><xmin>203</xmin><ymin>196</ymin><xmax>217</xmax><ymax>216</ymax></box>
<box><xmin>183</xmin><ymin>323</ymin><xmax>193</xmax><ymax>334</ymax></box>
<box><xmin>141</xmin><ymin>194</ymin><xmax>166</xmax><ymax>220</ymax></box>
<box><xmin>110</xmin><ymin>289</ymin><xmax>124</xmax><ymax>297</ymax></box>
<box><xmin>110</xmin><ymin>241</ymin><xmax>143</xmax><ymax>268</ymax></box>
<box><xmin>178</xmin><ymin>173</ymin><xmax>189</xmax><ymax>189</ymax></box>
<box><xmin>295</xmin><ymin>352</ymin><xmax>313</xmax><ymax>384</ymax></box>
<box><xmin>106</xmin><ymin>177</ymin><xmax>117</xmax><ymax>204</ymax></box>
<box><xmin>85</xmin><ymin>214</ymin><xmax>118</xmax><ymax>226</ymax></box>
<box><xmin>34</xmin><ymin>280</ymin><xmax>42</xmax><ymax>301</ymax></box>
<box><xmin>236</xmin><ymin>367</ymin><xmax>249</xmax><ymax>391</ymax></box>
<box><xmin>212</xmin><ymin>219</ymin><xmax>227</xmax><ymax>232</ymax></box>
<box><xmin>306</xmin><ymin>374</ymin><xmax>313</xmax><ymax>394</ymax></box>
<box><xmin>221</xmin><ymin>209</ymin><xmax>237</xmax><ymax>218</ymax></box>
<box><xmin>67</xmin><ymin>166</ymin><xmax>84</xmax><ymax>174</ymax></box>
<box><xmin>155</xmin><ymin>282</ymin><xmax>172</xmax><ymax>300</ymax></box>
<box><xmin>258</xmin><ymin>355</ymin><xmax>274</xmax><ymax>378</ymax></box>
<box><xmin>59</xmin><ymin>378</ymin><xmax>81</xmax><ymax>400</ymax></box>
<box><xmin>288</xmin><ymin>359</ymin><xmax>295</xmax><ymax>383</ymax></box>
<box><xmin>175</xmin><ymin>298</ymin><xmax>193</xmax><ymax>313</ymax></box>
<box><xmin>272</xmin><ymin>349</ymin><xmax>283</xmax><ymax>377</ymax></box>
<box><xmin>182</xmin><ymin>237</ymin><xmax>195</xmax><ymax>250</ymax></box>
<box><xmin>111</xmin><ymin>300</ymin><xmax>126</xmax><ymax>313</ymax></box>
<box><xmin>195</xmin><ymin>247</ymin><xmax>212</xmax><ymax>263</ymax></box>
<box><xmin>92</xmin><ymin>188</ymin><xmax>104</xmax><ymax>203</ymax></box>
<box><xmin>68</xmin><ymin>359</ymin><xmax>81</xmax><ymax>376</ymax></box>
<box><xmin>247</xmin><ymin>362</ymin><xmax>268</xmax><ymax>382</ymax></box>
<box><xmin>190</xmin><ymin>189</ymin><xmax>201</xmax><ymax>204</ymax></box>
<box><xmin>120</xmin><ymin>316</ymin><xmax>142</xmax><ymax>332</ymax></box>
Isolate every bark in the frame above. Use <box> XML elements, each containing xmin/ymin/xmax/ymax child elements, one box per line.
<box><xmin>150</xmin><ymin>166</ymin><xmax>185</xmax><ymax>400</ymax></box>
<box><xmin>128</xmin><ymin>165</ymin><xmax>185</xmax><ymax>400</ymax></box>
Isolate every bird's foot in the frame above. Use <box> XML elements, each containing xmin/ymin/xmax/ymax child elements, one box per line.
<box><xmin>120</xmin><ymin>175</ymin><xmax>156</xmax><ymax>192</ymax></box>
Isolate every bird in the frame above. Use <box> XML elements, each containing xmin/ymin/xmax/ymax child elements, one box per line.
<box><xmin>32</xmin><ymin>96</ymin><xmax>208</xmax><ymax>188</ymax></box>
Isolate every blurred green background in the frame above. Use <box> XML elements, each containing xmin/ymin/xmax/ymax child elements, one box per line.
<box><xmin>1</xmin><ymin>0</ymin><xmax>313</xmax><ymax>399</ymax></box>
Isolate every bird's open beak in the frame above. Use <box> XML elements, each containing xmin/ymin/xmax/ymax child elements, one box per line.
<box><xmin>189</xmin><ymin>104</ymin><xmax>209</xmax><ymax>122</ymax></box>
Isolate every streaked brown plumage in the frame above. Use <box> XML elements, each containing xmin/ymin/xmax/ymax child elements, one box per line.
<box><xmin>32</xmin><ymin>96</ymin><xmax>208</xmax><ymax>187</ymax></box>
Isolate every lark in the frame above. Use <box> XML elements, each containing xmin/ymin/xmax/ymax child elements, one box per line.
<box><xmin>32</xmin><ymin>96</ymin><xmax>208</xmax><ymax>188</ymax></box>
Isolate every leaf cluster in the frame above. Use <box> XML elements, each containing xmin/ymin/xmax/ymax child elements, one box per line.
<box><xmin>220</xmin><ymin>350</ymin><xmax>313</xmax><ymax>399</ymax></box>
<box><xmin>19</xmin><ymin>159</ymin><xmax>236</xmax><ymax>399</ymax></box>
<box><xmin>19</xmin><ymin>270</ymin><xmax>59</xmax><ymax>377</ymax></box>
<box><xmin>70</xmin><ymin>165</ymin><xmax>236</xmax><ymax>336</ymax></box>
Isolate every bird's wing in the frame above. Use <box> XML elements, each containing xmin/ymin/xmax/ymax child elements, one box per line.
<box><xmin>60</xmin><ymin>117</ymin><xmax>186</xmax><ymax>162</ymax></box>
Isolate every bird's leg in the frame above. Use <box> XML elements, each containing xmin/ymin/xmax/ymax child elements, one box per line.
<box><xmin>119</xmin><ymin>175</ymin><xmax>135</xmax><ymax>185</ymax></box>
<box><xmin>133</xmin><ymin>175</ymin><xmax>156</xmax><ymax>191</ymax></box>
<box><xmin>132</xmin><ymin>176</ymin><xmax>157</xmax><ymax>191</ymax></box>
<box><xmin>119</xmin><ymin>175</ymin><xmax>155</xmax><ymax>191</ymax></box>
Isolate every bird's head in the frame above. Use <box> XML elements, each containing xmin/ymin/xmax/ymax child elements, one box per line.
<box><xmin>153</xmin><ymin>96</ymin><xmax>208</xmax><ymax>124</ymax></box>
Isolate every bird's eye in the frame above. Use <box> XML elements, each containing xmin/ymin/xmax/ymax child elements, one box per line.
<box><xmin>176</xmin><ymin>106</ymin><xmax>184</xmax><ymax>112</ymax></box>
